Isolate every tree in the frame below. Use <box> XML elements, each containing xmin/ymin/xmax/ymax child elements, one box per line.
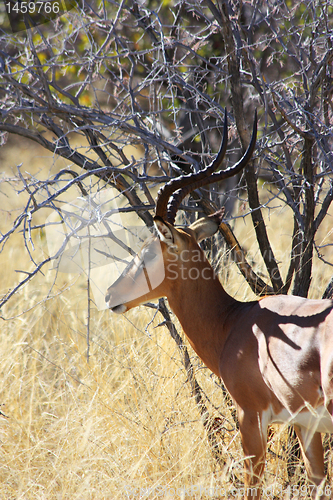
<box><xmin>1</xmin><ymin>0</ymin><xmax>332</xmax><ymax>483</ymax></box>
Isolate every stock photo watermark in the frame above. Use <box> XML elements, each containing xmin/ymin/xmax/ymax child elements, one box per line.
<box><xmin>123</xmin><ymin>482</ymin><xmax>332</xmax><ymax>499</ymax></box>
<box><xmin>1</xmin><ymin>0</ymin><xmax>81</xmax><ymax>33</ymax></box>
<box><xmin>45</xmin><ymin>188</ymin><xmax>165</xmax><ymax>310</ymax></box>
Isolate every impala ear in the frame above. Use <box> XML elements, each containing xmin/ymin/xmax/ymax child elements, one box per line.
<box><xmin>189</xmin><ymin>208</ymin><xmax>225</xmax><ymax>243</ymax></box>
<box><xmin>154</xmin><ymin>216</ymin><xmax>175</xmax><ymax>245</ymax></box>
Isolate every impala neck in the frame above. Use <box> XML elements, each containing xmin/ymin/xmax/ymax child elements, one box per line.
<box><xmin>166</xmin><ymin>267</ymin><xmax>239</xmax><ymax>376</ymax></box>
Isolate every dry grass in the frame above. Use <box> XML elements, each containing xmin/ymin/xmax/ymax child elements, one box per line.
<box><xmin>0</xmin><ymin>138</ymin><xmax>332</xmax><ymax>499</ymax></box>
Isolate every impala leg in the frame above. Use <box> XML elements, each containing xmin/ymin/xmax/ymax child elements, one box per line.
<box><xmin>293</xmin><ymin>426</ymin><xmax>327</xmax><ymax>499</ymax></box>
<box><xmin>238</xmin><ymin>410</ymin><xmax>267</xmax><ymax>500</ymax></box>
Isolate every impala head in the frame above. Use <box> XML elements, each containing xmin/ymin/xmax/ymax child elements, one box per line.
<box><xmin>105</xmin><ymin>110</ymin><xmax>257</xmax><ymax>313</ymax></box>
<box><xmin>105</xmin><ymin>210</ymin><xmax>225</xmax><ymax>313</ymax></box>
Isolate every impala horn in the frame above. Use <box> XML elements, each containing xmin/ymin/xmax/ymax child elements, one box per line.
<box><xmin>154</xmin><ymin>108</ymin><xmax>228</xmax><ymax>221</ymax></box>
<box><xmin>154</xmin><ymin>109</ymin><xmax>257</xmax><ymax>225</ymax></box>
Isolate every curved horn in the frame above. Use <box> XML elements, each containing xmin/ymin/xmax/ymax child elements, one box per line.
<box><xmin>167</xmin><ymin>110</ymin><xmax>257</xmax><ymax>225</ymax></box>
<box><xmin>154</xmin><ymin>108</ymin><xmax>228</xmax><ymax>221</ymax></box>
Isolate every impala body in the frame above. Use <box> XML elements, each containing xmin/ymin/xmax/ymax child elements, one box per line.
<box><xmin>105</xmin><ymin>114</ymin><xmax>333</xmax><ymax>499</ymax></box>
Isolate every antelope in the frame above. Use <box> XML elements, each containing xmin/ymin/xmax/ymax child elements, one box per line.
<box><xmin>105</xmin><ymin>111</ymin><xmax>333</xmax><ymax>499</ymax></box>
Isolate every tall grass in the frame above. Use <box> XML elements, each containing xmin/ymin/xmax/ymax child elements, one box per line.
<box><xmin>0</xmin><ymin>139</ymin><xmax>332</xmax><ymax>499</ymax></box>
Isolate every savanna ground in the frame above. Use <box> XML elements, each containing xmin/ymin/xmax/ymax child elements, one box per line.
<box><xmin>0</xmin><ymin>138</ymin><xmax>332</xmax><ymax>500</ymax></box>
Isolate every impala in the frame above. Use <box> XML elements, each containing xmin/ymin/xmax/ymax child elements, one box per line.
<box><xmin>105</xmin><ymin>112</ymin><xmax>333</xmax><ymax>499</ymax></box>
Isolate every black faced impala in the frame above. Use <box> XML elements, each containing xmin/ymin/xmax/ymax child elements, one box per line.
<box><xmin>105</xmin><ymin>112</ymin><xmax>333</xmax><ymax>499</ymax></box>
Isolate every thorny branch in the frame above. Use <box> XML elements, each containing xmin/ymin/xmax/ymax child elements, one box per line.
<box><xmin>1</xmin><ymin>0</ymin><xmax>333</xmax><ymax>470</ymax></box>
